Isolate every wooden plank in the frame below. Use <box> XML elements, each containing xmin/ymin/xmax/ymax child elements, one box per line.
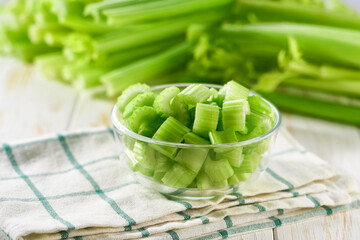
<box><xmin>67</xmin><ymin>93</ymin><xmax>114</xmax><ymax>130</ymax></box>
<box><xmin>274</xmin><ymin>209</ymin><xmax>360</xmax><ymax>240</ymax></box>
<box><xmin>0</xmin><ymin>57</ymin><xmax>77</xmax><ymax>143</ymax></box>
<box><xmin>229</xmin><ymin>229</ymin><xmax>274</xmax><ymax>240</ymax></box>
<box><xmin>282</xmin><ymin>113</ymin><xmax>360</xmax><ymax>185</ymax></box>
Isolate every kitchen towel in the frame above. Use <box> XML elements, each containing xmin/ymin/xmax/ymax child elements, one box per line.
<box><xmin>0</xmin><ymin>126</ymin><xmax>358</xmax><ymax>240</ymax></box>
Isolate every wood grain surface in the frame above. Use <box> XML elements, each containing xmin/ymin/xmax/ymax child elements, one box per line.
<box><xmin>1</xmin><ymin>57</ymin><xmax>359</xmax><ymax>239</ymax></box>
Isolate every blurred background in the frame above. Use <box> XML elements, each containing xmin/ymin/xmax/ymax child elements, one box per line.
<box><xmin>1</xmin><ymin>0</ymin><xmax>360</xmax><ymax>126</ymax></box>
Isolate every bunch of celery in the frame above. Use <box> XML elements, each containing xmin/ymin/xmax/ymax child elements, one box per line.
<box><xmin>186</xmin><ymin>0</ymin><xmax>360</xmax><ymax>125</ymax></box>
<box><xmin>0</xmin><ymin>0</ymin><xmax>233</xmax><ymax>96</ymax></box>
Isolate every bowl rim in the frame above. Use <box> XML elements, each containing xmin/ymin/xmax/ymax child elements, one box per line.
<box><xmin>111</xmin><ymin>83</ymin><xmax>281</xmax><ymax>148</ymax></box>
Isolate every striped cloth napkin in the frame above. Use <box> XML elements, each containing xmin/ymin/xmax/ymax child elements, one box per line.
<box><xmin>0</xmin><ymin>127</ymin><xmax>359</xmax><ymax>240</ymax></box>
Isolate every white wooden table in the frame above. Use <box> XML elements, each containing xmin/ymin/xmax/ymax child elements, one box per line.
<box><xmin>1</xmin><ymin>57</ymin><xmax>360</xmax><ymax>239</ymax></box>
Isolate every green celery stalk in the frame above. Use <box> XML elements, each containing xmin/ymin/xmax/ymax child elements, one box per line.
<box><xmin>282</xmin><ymin>78</ymin><xmax>360</xmax><ymax>96</ymax></box>
<box><xmin>219</xmin><ymin>23</ymin><xmax>360</xmax><ymax>68</ymax></box>
<box><xmin>260</xmin><ymin>91</ymin><xmax>360</xmax><ymax>125</ymax></box>
<box><xmin>85</xmin><ymin>0</ymin><xmax>149</xmax><ymax>22</ymax></box>
<box><xmin>236</xmin><ymin>0</ymin><xmax>360</xmax><ymax>30</ymax></box>
<box><xmin>34</xmin><ymin>52</ymin><xmax>67</xmax><ymax>79</ymax></box>
<box><xmin>104</xmin><ymin>0</ymin><xmax>233</xmax><ymax>25</ymax></box>
<box><xmin>102</xmin><ymin>42</ymin><xmax>192</xmax><ymax>97</ymax></box>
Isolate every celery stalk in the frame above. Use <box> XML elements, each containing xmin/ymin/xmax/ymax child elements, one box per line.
<box><xmin>102</xmin><ymin>42</ymin><xmax>192</xmax><ymax>97</ymax></box>
<box><xmin>260</xmin><ymin>91</ymin><xmax>360</xmax><ymax>125</ymax></box>
<box><xmin>236</xmin><ymin>0</ymin><xmax>360</xmax><ymax>30</ymax></box>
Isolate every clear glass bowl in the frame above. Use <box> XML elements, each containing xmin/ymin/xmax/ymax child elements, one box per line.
<box><xmin>111</xmin><ymin>83</ymin><xmax>281</xmax><ymax>200</ymax></box>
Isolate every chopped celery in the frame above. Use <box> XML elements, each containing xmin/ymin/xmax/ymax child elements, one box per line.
<box><xmin>209</xmin><ymin>129</ymin><xmax>238</xmax><ymax>144</ymax></box>
<box><xmin>170</xmin><ymin>95</ymin><xmax>190</xmax><ymax>127</ymax></box>
<box><xmin>222</xmin><ymin>99</ymin><xmax>250</xmax><ymax>134</ymax></box>
<box><xmin>133</xmin><ymin>141</ymin><xmax>156</xmax><ymax>169</ymax></box>
<box><xmin>153</xmin><ymin>87</ymin><xmax>180</xmax><ymax>117</ymax></box>
<box><xmin>203</xmin><ymin>155</ymin><xmax>234</xmax><ymax>182</ymax></box>
<box><xmin>175</xmin><ymin>148</ymin><xmax>208</xmax><ymax>173</ymax></box>
<box><xmin>183</xmin><ymin>132</ymin><xmax>210</xmax><ymax>145</ymax></box>
<box><xmin>151</xmin><ymin>117</ymin><xmax>190</xmax><ymax>158</ymax></box>
<box><xmin>197</xmin><ymin>171</ymin><xmax>228</xmax><ymax>189</ymax></box>
<box><xmin>217</xmin><ymin>147</ymin><xmax>244</xmax><ymax>167</ymax></box>
<box><xmin>116</xmin><ymin>82</ymin><xmax>275</xmax><ymax>190</ymax></box>
<box><xmin>219</xmin><ymin>80</ymin><xmax>250</xmax><ymax>103</ymax></box>
<box><xmin>127</xmin><ymin>106</ymin><xmax>158</xmax><ymax>133</ymax></box>
<box><xmin>162</xmin><ymin>164</ymin><xmax>197</xmax><ymax>188</ymax></box>
<box><xmin>178</xmin><ymin>84</ymin><xmax>212</xmax><ymax>108</ymax></box>
<box><xmin>193</xmin><ymin>103</ymin><xmax>219</xmax><ymax>138</ymax></box>
<box><xmin>234</xmin><ymin>150</ymin><xmax>262</xmax><ymax>174</ymax></box>
<box><xmin>123</xmin><ymin>92</ymin><xmax>156</xmax><ymax>119</ymax></box>
<box><xmin>152</xmin><ymin>117</ymin><xmax>190</xmax><ymax>143</ymax></box>
<box><xmin>116</xmin><ymin>83</ymin><xmax>151</xmax><ymax>112</ymax></box>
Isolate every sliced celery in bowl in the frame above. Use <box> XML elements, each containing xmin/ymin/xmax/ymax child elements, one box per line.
<box><xmin>111</xmin><ymin>82</ymin><xmax>281</xmax><ymax>200</ymax></box>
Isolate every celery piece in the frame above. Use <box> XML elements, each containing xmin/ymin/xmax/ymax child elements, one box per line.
<box><xmin>228</xmin><ymin>173</ymin><xmax>250</xmax><ymax>185</ymax></box>
<box><xmin>246</xmin><ymin>110</ymin><xmax>272</xmax><ymax>135</ymax></box>
<box><xmin>222</xmin><ymin>99</ymin><xmax>250</xmax><ymax>134</ymax></box>
<box><xmin>152</xmin><ymin>117</ymin><xmax>190</xmax><ymax>143</ymax></box>
<box><xmin>219</xmin><ymin>80</ymin><xmax>250</xmax><ymax>103</ymax></box>
<box><xmin>183</xmin><ymin>132</ymin><xmax>210</xmax><ymax>145</ymax></box>
<box><xmin>217</xmin><ymin>148</ymin><xmax>244</xmax><ymax>167</ymax></box>
<box><xmin>170</xmin><ymin>95</ymin><xmax>190</xmax><ymax>127</ymax></box>
<box><xmin>127</xmin><ymin>106</ymin><xmax>158</xmax><ymax>133</ymax></box>
<box><xmin>196</xmin><ymin>171</ymin><xmax>228</xmax><ymax>189</ymax></box>
<box><xmin>162</xmin><ymin>164</ymin><xmax>197</xmax><ymax>188</ymax></box>
<box><xmin>234</xmin><ymin>151</ymin><xmax>262</xmax><ymax>174</ymax></box>
<box><xmin>133</xmin><ymin>141</ymin><xmax>156</xmax><ymax>170</ymax></box>
<box><xmin>116</xmin><ymin>83</ymin><xmax>151</xmax><ymax>112</ymax></box>
<box><xmin>209</xmin><ymin>129</ymin><xmax>238</xmax><ymax>145</ymax></box>
<box><xmin>153</xmin><ymin>171</ymin><xmax>166</xmax><ymax>183</ymax></box>
<box><xmin>248</xmin><ymin>96</ymin><xmax>273</xmax><ymax>115</ymax></box>
<box><xmin>193</xmin><ymin>103</ymin><xmax>220</xmax><ymax>138</ymax></box>
<box><xmin>151</xmin><ymin>117</ymin><xmax>190</xmax><ymax>158</ymax></box>
<box><xmin>153</xmin><ymin>87</ymin><xmax>180</xmax><ymax>117</ymax></box>
<box><xmin>178</xmin><ymin>84</ymin><xmax>212</xmax><ymax>108</ymax></box>
<box><xmin>153</xmin><ymin>152</ymin><xmax>173</xmax><ymax>183</ymax></box>
<box><xmin>138</xmin><ymin>165</ymin><xmax>154</xmax><ymax>177</ymax></box>
<box><xmin>203</xmin><ymin>155</ymin><xmax>234</xmax><ymax>182</ymax></box>
<box><xmin>175</xmin><ymin>148</ymin><xmax>208</xmax><ymax>173</ymax></box>
<box><xmin>227</xmin><ymin>174</ymin><xmax>240</xmax><ymax>185</ymax></box>
<box><xmin>123</xmin><ymin>92</ymin><xmax>156</xmax><ymax>119</ymax></box>
<box><xmin>155</xmin><ymin>152</ymin><xmax>173</xmax><ymax>172</ymax></box>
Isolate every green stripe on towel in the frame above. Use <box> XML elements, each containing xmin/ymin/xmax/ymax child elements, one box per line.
<box><xmin>269</xmin><ymin>216</ymin><xmax>282</xmax><ymax>227</ymax></box>
<box><xmin>218</xmin><ymin>230</ymin><xmax>228</xmax><ymax>239</ymax></box>
<box><xmin>224</xmin><ymin>216</ymin><xmax>233</xmax><ymax>228</ymax></box>
<box><xmin>167</xmin><ymin>230</ymin><xmax>180</xmax><ymax>240</ymax></box>
<box><xmin>198</xmin><ymin>216</ymin><xmax>209</xmax><ymax>224</ymax></box>
<box><xmin>0</xmin><ymin>155</ymin><xmax>119</xmax><ymax>181</ymax></box>
<box><xmin>138</xmin><ymin>227</ymin><xmax>150</xmax><ymax>237</ymax></box>
<box><xmin>58</xmin><ymin>135</ymin><xmax>136</xmax><ymax>226</ymax></box>
<box><xmin>305</xmin><ymin>194</ymin><xmax>321</xmax><ymax>208</ymax></box>
<box><xmin>3</xmin><ymin>144</ymin><xmax>75</xmax><ymax>231</ymax></box>
<box><xmin>177</xmin><ymin>211</ymin><xmax>191</xmax><ymax>220</ymax></box>
<box><xmin>322</xmin><ymin>206</ymin><xmax>333</xmax><ymax>215</ymax></box>
<box><xmin>253</xmin><ymin>203</ymin><xmax>266</xmax><ymax>212</ymax></box>
<box><xmin>160</xmin><ymin>193</ymin><xmax>192</xmax><ymax>209</ymax></box>
<box><xmin>266</xmin><ymin>168</ymin><xmax>294</xmax><ymax>189</ymax></box>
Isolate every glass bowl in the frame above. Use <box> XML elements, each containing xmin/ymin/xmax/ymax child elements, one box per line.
<box><xmin>111</xmin><ymin>83</ymin><xmax>281</xmax><ymax>200</ymax></box>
